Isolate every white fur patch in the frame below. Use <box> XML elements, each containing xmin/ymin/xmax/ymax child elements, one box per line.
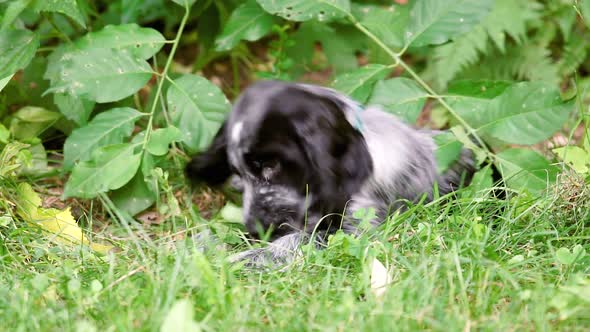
<box><xmin>231</xmin><ymin>121</ymin><xmax>243</xmax><ymax>142</ymax></box>
<box><xmin>242</xmin><ymin>182</ymin><xmax>253</xmax><ymax>221</ymax></box>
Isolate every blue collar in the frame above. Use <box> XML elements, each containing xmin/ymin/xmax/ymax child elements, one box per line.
<box><xmin>351</xmin><ymin>103</ymin><xmax>364</xmax><ymax>131</ymax></box>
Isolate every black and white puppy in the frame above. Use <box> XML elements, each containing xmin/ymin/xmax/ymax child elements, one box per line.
<box><xmin>186</xmin><ymin>80</ymin><xmax>476</xmax><ymax>267</ymax></box>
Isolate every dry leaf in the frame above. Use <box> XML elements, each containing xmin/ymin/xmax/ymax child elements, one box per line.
<box><xmin>15</xmin><ymin>183</ymin><xmax>113</xmax><ymax>254</ymax></box>
<box><xmin>370</xmin><ymin>258</ymin><xmax>393</xmax><ymax>298</ymax></box>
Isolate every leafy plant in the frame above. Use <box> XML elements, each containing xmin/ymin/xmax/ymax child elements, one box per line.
<box><xmin>1</xmin><ymin>2</ymin><xmax>590</xmax><ymax>330</ymax></box>
<box><xmin>0</xmin><ymin>0</ymin><xmax>588</xmax><ymax>258</ymax></box>
<box><xmin>2</xmin><ymin>0</ymin><xmax>588</xmax><ymax>215</ymax></box>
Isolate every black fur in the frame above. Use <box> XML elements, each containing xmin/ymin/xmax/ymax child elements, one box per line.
<box><xmin>186</xmin><ymin>80</ymin><xmax>478</xmax><ymax>267</ymax></box>
<box><xmin>185</xmin><ymin>121</ymin><xmax>231</xmax><ymax>187</ymax></box>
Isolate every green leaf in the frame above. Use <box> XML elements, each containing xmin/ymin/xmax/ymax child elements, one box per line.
<box><xmin>555</xmin><ymin>6</ymin><xmax>576</xmax><ymax>42</ymax></box>
<box><xmin>433</xmin><ymin>132</ymin><xmax>464</xmax><ymax>173</ymax></box>
<box><xmin>0</xmin><ymin>123</ymin><xmax>9</xmax><ymax>144</ymax></box>
<box><xmin>351</xmin><ymin>207</ymin><xmax>377</xmax><ymax>231</ymax></box>
<box><xmin>160</xmin><ymin>299</ymin><xmax>200</xmax><ymax>332</ymax></box>
<box><xmin>171</xmin><ymin>0</ymin><xmax>197</xmax><ymax>8</ymax></box>
<box><xmin>0</xmin><ymin>29</ymin><xmax>39</xmax><ymax>78</ymax></box>
<box><xmin>446</xmin><ymin>80</ymin><xmax>512</xmax><ymax>126</ymax></box>
<box><xmin>110</xmin><ymin>167</ymin><xmax>156</xmax><ymax>216</ymax></box>
<box><xmin>33</xmin><ymin>0</ymin><xmax>86</xmax><ymax>28</ymax></box>
<box><xmin>447</xmin><ymin>81</ymin><xmax>572</xmax><ymax>145</ymax></box>
<box><xmin>45</xmin><ymin>24</ymin><xmax>164</xmax><ymax>84</ymax></box>
<box><xmin>73</xmin><ymin>24</ymin><xmax>165</xmax><ymax>60</ymax></box>
<box><xmin>556</xmin><ymin>247</ymin><xmax>576</xmax><ymax>265</ymax></box>
<box><xmin>583</xmin><ymin>134</ymin><xmax>590</xmax><ymax>154</ymax></box>
<box><xmin>21</xmin><ymin>143</ymin><xmax>48</xmax><ymax>175</ymax></box>
<box><xmin>448</xmin><ymin>80</ymin><xmax>512</xmax><ymax>99</ymax></box>
<box><xmin>367</xmin><ymin>78</ymin><xmax>429</xmax><ymax>123</ymax></box>
<box><xmin>5</xmin><ymin>57</ymin><xmax>54</xmax><ymax>109</ymax></box>
<box><xmin>358</xmin><ymin>4</ymin><xmax>409</xmax><ymax>50</ymax></box>
<box><xmin>573</xmin><ymin>244</ymin><xmax>586</xmax><ymax>259</ymax></box>
<box><xmin>220</xmin><ymin>203</ymin><xmax>244</xmax><ymax>224</ymax></box>
<box><xmin>146</xmin><ymin>126</ymin><xmax>181</xmax><ymax>156</ymax></box>
<box><xmin>479</xmin><ymin>82</ymin><xmax>573</xmax><ymax>145</ymax></box>
<box><xmin>468</xmin><ymin>164</ymin><xmax>494</xmax><ymax>193</ymax></box>
<box><xmin>449</xmin><ymin>125</ymin><xmax>486</xmax><ymax>164</ymax></box>
<box><xmin>53</xmin><ymin>93</ymin><xmax>95</xmax><ymax>126</ymax></box>
<box><xmin>495</xmin><ymin>148</ymin><xmax>558</xmax><ymax>193</ymax></box>
<box><xmin>166</xmin><ymin>75</ymin><xmax>230</xmax><ymax>152</ymax></box>
<box><xmin>1</xmin><ymin>0</ymin><xmax>33</xmax><ymax>30</ymax></box>
<box><xmin>215</xmin><ymin>0</ymin><xmax>277</xmax><ymax>51</ymax></box>
<box><xmin>287</xmin><ymin>21</ymin><xmax>365</xmax><ymax>74</ymax></box>
<box><xmin>321</xmin><ymin>25</ymin><xmax>366</xmax><ymax>74</ymax></box>
<box><xmin>0</xmin><ymin>74</ymin><xmax>14</xmax><ymax>92</ymax></box>
<box><xmin>64</xmin><ymin>142</ymin><xmax>142</xmax><ymax>199</ymax></box>
<box><xmin>332</xmin><ymin>64</ymin><xmax>390</xmax><ymax>103</ymax></box>
<box><xmin>581</xmin><ymin>0</ymin><xmax>590</xmax><ymax>28</ymax></box>
<box><xmin>405</xmin><ymin>0</ymin><xmax>494</xmax><ymax>47</ymax></box>
<box><xmin>45</xmin><ymin>48</ymin><xmax>153</xmax><ymax>103</ymax></box>
<box><xmin>0</xmin><ymin>141</ymin><xmax>28</xmax><ymax>177</ymax></box>
<box><xmin>507</xmin><ymin>254</ymin><xmax>524</xmax><ymax>265</ymax></box>
<box><xmin>9</xmin><ymin>106</ymin><xmax>62</xmax><ymax>140</ymax></box>
<box><xmin>553</xmin><ymin>146</ymin><xmax>590</xmax><ymax>174</ymax></box>
<box><xmin>63</xmin><ymin>107</ymin><xmax>144</xmax><ymax>171</ymax></box>
<box><xmin>257</xmin><ymin>0</ymin><xmax>351</xmax><ymax>22</ymax></box>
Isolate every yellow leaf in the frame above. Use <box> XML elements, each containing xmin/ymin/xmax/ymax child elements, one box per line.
<box><xmin>16</xmin><ymin>183</ymin><xmax>113</xmax><ymax>254</ymax></box>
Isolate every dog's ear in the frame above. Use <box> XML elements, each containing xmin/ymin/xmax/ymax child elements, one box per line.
<box><xmin>293</xmin><ymin>92</ymin><xmax>373</xmax><ymax>197</ymax></box>
<box><xmin>185</xmin><ymin>121</ymin><xmax>232</xmax><ymax>186</ymax></box>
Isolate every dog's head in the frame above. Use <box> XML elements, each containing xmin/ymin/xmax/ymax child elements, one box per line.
<box><xmin>186</xmin><ymin>81</ymin><xmax>373</xmax><ymax>238</ymax></box>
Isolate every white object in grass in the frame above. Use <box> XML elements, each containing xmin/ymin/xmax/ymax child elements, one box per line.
<box><xmin>370</xmin><ymin>258</ymin><xmax>393</xmax><ymax>298</ymax></box>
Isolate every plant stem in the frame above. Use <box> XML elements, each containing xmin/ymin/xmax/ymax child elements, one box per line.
<box><xmin>350</xmin><ymin>18</ymin><xmax>490</xmax><ymax>156</ymax></box>
<box><xmin>142</xmin><ymin>4</ymin><xmax>191</xmax><ymax>149</ymax></box>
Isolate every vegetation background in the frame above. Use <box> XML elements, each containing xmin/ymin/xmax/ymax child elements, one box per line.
<box><xmin>1</xmin><ymin>0</ymin><xmax>589</xmax><ymax>330</ymax></box>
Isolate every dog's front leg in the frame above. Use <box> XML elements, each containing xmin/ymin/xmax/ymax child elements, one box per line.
<box><xmin>229</xmin><ymin>232</ymin><xmax>317</xmax><ymax>269</ymax></box>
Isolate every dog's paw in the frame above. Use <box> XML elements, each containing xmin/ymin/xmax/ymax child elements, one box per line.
<box><xmin>229</xmin><ymin>246</ymin><xmax>302</xmax><ymax>270</ymax></box>
<box><xmin>230</xmin><ymin>233</ymin><xmax>307</xmax><ymax>269</ymax></box>
<box><xmin>228</xmin><ymin>174</ymin><xmax>244</xmax><ymax>192</ymax></box>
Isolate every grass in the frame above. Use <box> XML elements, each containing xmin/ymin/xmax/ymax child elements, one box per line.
<box><xmin>1</xmin><ymin>172</ymin><xmax>589</xmax><ymax>332</ymax></box>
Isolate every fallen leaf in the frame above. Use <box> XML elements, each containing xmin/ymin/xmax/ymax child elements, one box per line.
<box><xmin>370</xmin><ymin>258</ymin><xmax>393</xmax><ymax>298</ymax></box>
<box><xmin>15</xmin><ymin>183</ymin><xmax>113</xmax><ymax>254</ymax></box>
<box><xmin>136</xmin><ymin>210</ymin><xmax>163</xmax><ymax>225</ymax></box>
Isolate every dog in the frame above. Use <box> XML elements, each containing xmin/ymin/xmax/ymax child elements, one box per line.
<box><xmin>186</xmin><ymin>80</ymin><xmax>476</xmax><ymax>267</ymax></box>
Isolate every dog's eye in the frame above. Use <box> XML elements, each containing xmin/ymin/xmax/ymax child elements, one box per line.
<box><xmin>261</xmin><ymin>159</ymin><xmax>278</xmax><ymax>170</ymax></box>
<box><xmin>251</xmin><ymin>160</ymin><xmax>262</xmax><ymax>170</ymax></box>
<box><xmin>246</xmin><ymin>154</ymin><xmax>277</xmax><ymax>169</ymax></box>
<box><xmin>251</xmin><ymin>159</ymin><xmax>279</xmax><ymax>172</ymax></box>
<box><xmin>261</xmin><ymin>159</ymin><xmax>280</xmax><ymax>180</ymax></box>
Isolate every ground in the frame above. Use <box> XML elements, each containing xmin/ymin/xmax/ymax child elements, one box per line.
<box><xmin>1</xmin><ymin>170</ymin><xmax>589</xmax><ymax>330</ymax></box>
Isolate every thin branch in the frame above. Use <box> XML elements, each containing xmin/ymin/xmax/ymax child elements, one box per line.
<box><xmin>350</xmin><ymin>17</ymin><xmax>491</xmax><ymax>157</ymax></box>
<box><xmin>142</xmin><ymin>4</ymin><xmax>191</xmax><ymax>149</ymax></box>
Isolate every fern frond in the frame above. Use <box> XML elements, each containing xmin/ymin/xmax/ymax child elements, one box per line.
<box><xmin>427</xmin><ymin>0</ymin><xmax>542</xmax><ymax>89</ymax></box>
<box><xmin>559</xmin><ymin>32</ymin><xmax>589</xmax><ymax>76</ymax></box>
<box><xmin>484</xmin><ymin>0</ymin><xmax>541</xmax><ymax>52</ymax></box>
<box><xmin>513</xmin><ymin>44</ymin><xmax>560</xmax><ymax>83</ymax></box>
<box><xmin>430</xmin><ymin>27</ymin><xmax>487</xmax><ymax>89</ymax></box>
<box><xmin>460</xmin><ymin>42</ymin><xmax>560</xmax><ymax>84</ymax></box>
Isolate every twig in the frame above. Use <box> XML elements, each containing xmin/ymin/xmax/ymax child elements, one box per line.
<box><xmin>350</xmin><ymin>17</ymin><xmax>491</xmax><ymax>157</ymax></box>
